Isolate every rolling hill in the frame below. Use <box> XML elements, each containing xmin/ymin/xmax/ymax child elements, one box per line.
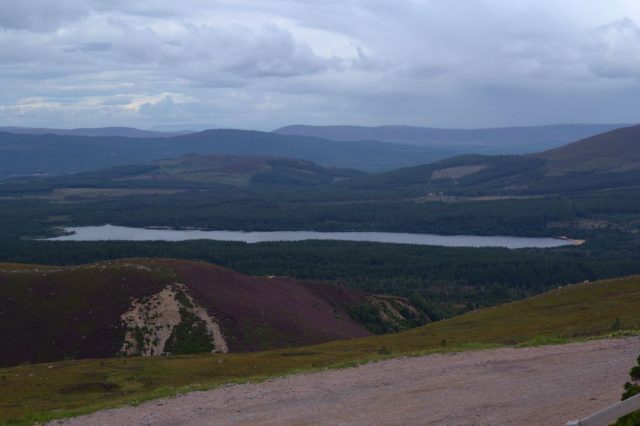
<box><xmin>9</xmin><ymin>124</ymin><xmax>640</xmax><ymax>196</ymax></box>
<box><xmin>0</xmin><ymin>129</ymin><xmax>453</xmax><ymax>179</ymax></box>
<box><xmin>0</xmin><ymin>154</ymin><xmax>364</xmax><ymax>195</ymax></box>
<box><xmin>0</xmin><ymin>126</ymin><xmax>188</xmax><ymax>138</ymax></box>
<box><xmin>147</xmin><ymin>154</ymin><xmax>364</xmax><ymax>187</ymax></box>
<box><xmin>538</xmin><ymin>124</ymin><xmax>640</xmax><ymax>174</ymax></box>
<box><xmin>1</xmin><ymin>273</ymin><xmax>638</xmax><ymax>424</ymax></box>
<box><xmin>345</xmin><ymin>124</ymin><xmax>640</xmax><ymax>196</ymax></box>
<box><xmin>0</xmin><ymin>259</ymin><xmax>426</xmax><ymax>367</ymax></box>
<box><xmin>274</xmin><ymin>123</ymin><xmax>626</xmax><ymax>153</ymax></box>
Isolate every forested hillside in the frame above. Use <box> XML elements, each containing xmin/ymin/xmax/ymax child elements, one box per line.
<box><xmin>0</xmin><ymin>129</ymin><xmax>450</xmax><ymax>178</ymax></box>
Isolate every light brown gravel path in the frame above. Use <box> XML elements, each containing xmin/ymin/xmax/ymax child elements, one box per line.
<box><xmin>54</xmin><ymin>337</ymin><xmax>640</xmax><ymax>426</ymax></box>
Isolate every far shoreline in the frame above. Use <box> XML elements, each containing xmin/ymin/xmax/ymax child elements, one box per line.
<box><xmin>557</xmin><ymin>236</ymin><xmax>587</xmax><ymax>246</ymax></box>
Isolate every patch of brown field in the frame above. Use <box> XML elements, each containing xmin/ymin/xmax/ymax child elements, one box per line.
<box><xmin>417</xmin><ymin>194</ymin><xmax>542</xmax><ymax>203</ymax></box>
<box><xmin>0</xmin><ymin>263</ymin><xmax>62</xmax><ymax>272</ymax></box>
<box><xmin>155</xmin><ymin>154</ymin><xmax>274</xmax><ymax>174</ymax></box>
<box><xmin>547</xmin><ymin>218</ymin><xmax>612</xmax><ymax>230</ymax></box>
<box><xmin>430</xmin><ymin>164</ymin><xmax>487</xmax><ymax>180</ymax></box>
<box><xmin>0</xmin><ymin>188</ymin><xmax>185</xmax><ymax>201</ymax></box>
<box><xmin>52</xmin><ymin>188</ymin><xmax>185</xmax><ymax>199</ymax></box>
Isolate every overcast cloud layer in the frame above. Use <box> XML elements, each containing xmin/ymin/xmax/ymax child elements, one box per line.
<box><xmin>1</xmin><ymin>0</ymin><xmax>639</xmax><ymax>130</ymax></box>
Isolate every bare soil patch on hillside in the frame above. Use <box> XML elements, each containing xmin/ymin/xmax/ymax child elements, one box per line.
<box><xmin>54</xmin><ymin>336</ymin><xmax>639</xmax><ymax>425</ymax></box>
<box><xmin>430</xmin><ymin>164</ymin><xmax>487</xmax><ymax>180</ymax></box>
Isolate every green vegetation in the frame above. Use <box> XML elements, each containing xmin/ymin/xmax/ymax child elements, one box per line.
<box><xmin>0</xmin><ymin>130</ymin><xmax>639</xmax><ymax>423</ymax></box>
<box><xmin>349</xmin><ymin>304</ymin><xmax>399</xmax><ymax>333</ymax></box>
<box><xmin>0</xmin><ymin>154</ymin><xmax>364</xmax><ymax>193</ymax></box>
<box><xmin>614</xmin><ymin>355</ymin><xmax>640</xmax><ymax>426</ymax></box>
<box><xmin>1</xmin><ymin>275</ymin><xmax>639</xmax><ymax>425</ymax></box>
<box><xmin>1</xmin><ymin>110</ymin><xmax>637</xmax><ymax>425</ymax></box>
<box><xmin>2</xmin><ymin>139</ymin><xmax>640</xmax><ymax>317</ymax></box>
<box><xmin>349</xmin><ymin>300</ymin><xmax>428</xmax><ymax>333</ymax></box>
<box><xmin>345</xmin><ymin>124</ymin><xmax>640</xmax><ymax>196</ymax></box>
<box><xmin>164</xmin><ymin>309</ymin><xmax>215</xmax><ymax>355</ymax></box>
<box><xmin>1</xmin><ymin>232</ymin><xmax>639</xmax><ymax>317</ymax></box>
<box><xmin>2</xmin><ymin>180</ymin><xmax>640</xmax><ymax>324</ymax></box>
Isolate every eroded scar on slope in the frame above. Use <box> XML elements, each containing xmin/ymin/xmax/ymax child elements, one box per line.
<box><xmin>119</xmin><ymin>283</ymin><xmax>228</xmax><ymax>356</ymax></box>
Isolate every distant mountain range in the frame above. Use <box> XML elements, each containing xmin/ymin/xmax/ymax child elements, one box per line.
<box><xmin>4</xmin><ymin>124</ymin><xmax>639</xmax><ymax>197</ymax></box>
<box><xmin>0</xmin><ymin>129</ymin><xmax>454</xmax><ymax>177</ymax></box>
<box><xmin>274</xmin><ymin>123</ymin><xmax>627</xmax><ymax>154</ymax></box>
<box><xmin>0</xmin><ymin>126</ymin><xmax>189</xmax><ymax>138</ymax></box>
<box><xmin>1</xmin><ymin>123</ymin><xmax>637</xmax><ymax>188</ymax></box>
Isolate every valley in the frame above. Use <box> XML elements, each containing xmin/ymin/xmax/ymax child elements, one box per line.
<box><xmin>2</xmin><ymin>124</ymin><xmax>640</xmax><ymax>318</ymax></box>
<box><xmin>5</xmin><ymin>3</ymin><xmax>640</xmax><ymax>425</ymax></box>
<box><xmin>1</xmin><ymin>122</ymin><xmax>639</xmax><ymax>424</ymax></box>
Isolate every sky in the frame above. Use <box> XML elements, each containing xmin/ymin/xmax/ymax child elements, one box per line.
<box><xmin>1</xmin><ymin>0</ymin><xmax>639</xmax><ymax>131</ymax></box>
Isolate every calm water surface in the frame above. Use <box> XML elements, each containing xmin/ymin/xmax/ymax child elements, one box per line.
<box><xmin>47</xmin><ymin>225</ymin><xmax>576</xmax><ymax>249</ymax></box>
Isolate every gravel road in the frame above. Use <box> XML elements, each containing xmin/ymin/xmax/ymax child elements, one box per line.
<box><xmin>54</xmin><ymin>337</ymin><xmax>640</xmax><ymax>425</ymax></box>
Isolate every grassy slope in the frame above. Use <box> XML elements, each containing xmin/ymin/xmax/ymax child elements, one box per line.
<box><xmin>1</xmin><ymin>275</ymin><xmax>639</xmax><ymax>424</ymax></box>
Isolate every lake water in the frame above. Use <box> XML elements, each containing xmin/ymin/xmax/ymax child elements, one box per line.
<box><xmin>47</xmin><ymin>224</ymin><xmax>576</xmax><ymax>249</ymax></box>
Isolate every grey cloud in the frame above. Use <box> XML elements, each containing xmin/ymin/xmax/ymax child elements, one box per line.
<box><xmin>0</xmin><ymin>0</ymin><xmax>92</xmax><ymax>31</ymax></box>
<box><xmin>101</xmin><ymin>97</ymin><xmax>133</xmax><ymax>106</ymax></box>
<box><xmin>63</xmin><ymin>42</ymin><xmax>112</xmax><ymax>54</ymax></box>
<box><xmin>79</xmin><ymin>42</ymin><xmax>113</xmax><ymax>52</ymax></box>
<box><xmin>586</xmin><ymin>18</ymin><xmax>640</xmax><ymax>79</ymax></box>
<box><xmin>138</xmin><ymin>96</ymin><xmax>179</xmax><ymax>116</ymax></box>
<box><xmin>1</xmin><ymin>1</ymin><xmax>640</xmax><ymax>130</ymax></box>
<box><xmin>111</xmin><ymin>22</ymin><xmax>339</xmax><ymax>79</ymax></box>
<box><xmin>0</xmin><ymin>0</ymin><xmax>158</xmax><ymax>31</ymax></box>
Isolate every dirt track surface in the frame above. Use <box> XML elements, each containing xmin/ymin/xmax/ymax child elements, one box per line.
<box><xmin>55</xmin><ymin>337</ymin><xmax>640</xmax><ymax>426</ymax></box>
